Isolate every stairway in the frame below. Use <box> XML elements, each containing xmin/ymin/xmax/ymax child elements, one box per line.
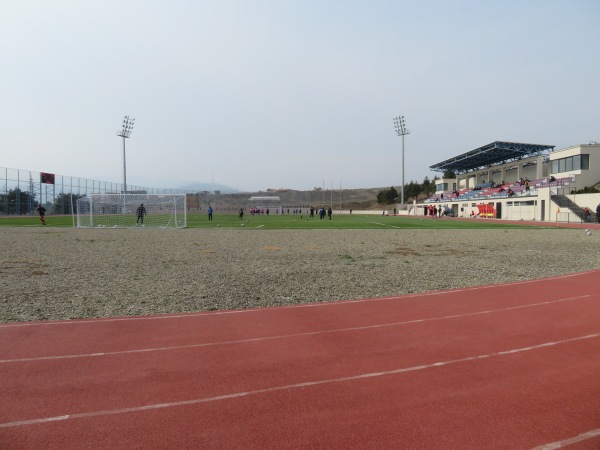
<box><xmin>551</xmin><ymin>194</ymin><xmax>585</xmax><ymax>221</ymax></box>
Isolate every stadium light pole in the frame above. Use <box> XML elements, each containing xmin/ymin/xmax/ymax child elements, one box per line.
<box><xmin>393</xmin><ymin>115</ymin><xmax>410</xmax><ymax>205</ymax></box>
<box><xmin>117</xmin><ymin>115</ymin><xmax>135</xmax><ymax>194</ymax></box>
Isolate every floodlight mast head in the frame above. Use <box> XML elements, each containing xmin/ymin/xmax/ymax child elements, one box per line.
<box><xmin>117</xmin><ymin>115</ymin><xmax>135</xmax><ymax>138</ymax></box>
<box><xmin>393</xmin><ymin>115</ymin><xmax>409</xmax><ymax>137</ymax></box>
<box><xmin>117</xmin><ymin>115</ymin><xmax>135</xmax><ymax>193</ymax></box>
<box><xmin>393</xmin><ymin>115</ymin><xmax>409</xmax><ymax>205</ymax></box>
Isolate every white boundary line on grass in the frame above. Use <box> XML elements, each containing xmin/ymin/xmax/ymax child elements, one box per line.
<box><xmin>1</xmin><ymin>332</ymin><xmax>598</xmax><ymax>429</ymax></box>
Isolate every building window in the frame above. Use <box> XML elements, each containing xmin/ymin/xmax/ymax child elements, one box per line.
<box><xmin>551</xmin><ymin>154</ymin><xmax>589</xmax><ymax>174</ymax></box>
<box><xmin>508</xmin><ymin>200</ymin><xmax>536</xmax><ymax>207</ymax></box>
<box><xmin>582</xmin><ymin>154</ymin><xmax>590</xmax><ymax>170</ymax></box>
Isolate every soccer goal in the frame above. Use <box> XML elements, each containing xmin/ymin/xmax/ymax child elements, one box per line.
<box><xmin>76</xmin><ymin>194</ymin><xmax>187</xmax><ymax>228</ymax></box>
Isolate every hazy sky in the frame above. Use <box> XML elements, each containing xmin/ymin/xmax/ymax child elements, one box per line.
<box><xmin>1</xmin><ymin>0</ymin><xmax>599</xmax><ymax>191</ymax></box>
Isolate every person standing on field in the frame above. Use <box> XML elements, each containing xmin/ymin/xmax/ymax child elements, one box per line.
<box><xmin>136</xmin><ymin>204</ymin><xmax>146</xmax><ymax>224</ymax></box>
<box><xmin>36</xmin><ymin>205</ymin><xmax>47</xmax><ymax>225</ymax></box>
<box><xmin>596</xmin><ymin>203</ymin><xmax>600</xmax><ymax>224</ymax></box>
<box><xmin>208</xmin><ymin>205</ymin><xmax>213</xmax><ymax>221</ymax></box>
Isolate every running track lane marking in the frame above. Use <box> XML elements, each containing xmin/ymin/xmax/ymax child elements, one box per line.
<box><xmin>1</xmin><ymin>333</ymin><xmax>598</xmax><ymax>429</ymax></box>
<box><xmin>0</xmin><ymin>270</ymin><xmax>596</xmax><ymax>328</ymax></box>
<box><xmin>531</xmin><ymin>428</ymin><xmax>600</xmax><ymax>449</ymax></box>
<box><xmin>0</xmin><ymin>294</ymin><xmax>591</xmax><ymax>364</ymax></box>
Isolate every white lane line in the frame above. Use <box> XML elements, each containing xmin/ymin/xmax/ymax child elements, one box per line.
<box><xmin>0</xmin><ymin>270</ymin><xmax>600</xmax><ymax>329</ymax></box>
<box><xmin>531</xmin><ymin>428</ymin><xmax>600</xmax><ymax>449</ymax></box>
<box><xmin>1</xmin><ymin>332</ymin><xmax>598</xmax><ymax>429</ymax></box>
<box><xmin>1</xmin><ymin>269</ymin><xmax>598</xmax><ymax>329</ymax></box>
<box><xmin>0</xmin><ymin>294</ymin><xmax>591</xmax><ymax>364</ymax></box>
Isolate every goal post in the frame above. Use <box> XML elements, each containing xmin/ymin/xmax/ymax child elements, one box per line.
<box><xmin>248</xmin><ymin>196</ymin><xmax>282</xmax><ymax>214</ymax></box>
<box><xmin>76</xmin><ymin>194</ymin><xmax>187</xmax><ymax>228</ymax></box>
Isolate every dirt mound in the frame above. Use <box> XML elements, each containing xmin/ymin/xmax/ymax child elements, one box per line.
<box><xmin>191</xmin><ymin>187</ymin><xmax>392</xmax><ymax>211</ymax></box>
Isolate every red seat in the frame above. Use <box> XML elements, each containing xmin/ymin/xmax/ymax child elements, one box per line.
<box><xmin>476</xmin><ymin>204</ymin><xmax>496</xmax><ymax>218</ymax></box>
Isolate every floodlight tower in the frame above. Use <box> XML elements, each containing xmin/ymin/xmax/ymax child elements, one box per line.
<box><xmin>393</xmin><ymin>115</ymin><xmax>410</xmax><ymax>205</ymax></box>
<box><xmin>117</xmin><ymin>115</ymin><xmax>135</xmax><ymax>194</ymax></box>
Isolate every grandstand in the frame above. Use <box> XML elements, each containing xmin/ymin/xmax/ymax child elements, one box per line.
<box><xmin>422</xmin><ymin>141</ymin><xmax>600</xmax><ymax>222</ymax></box>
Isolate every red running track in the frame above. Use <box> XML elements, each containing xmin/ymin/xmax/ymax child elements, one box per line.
<box><xmin>1</xmin><ymin>270</ymin><xmax>600</xmax><ymax>449</ymax></box>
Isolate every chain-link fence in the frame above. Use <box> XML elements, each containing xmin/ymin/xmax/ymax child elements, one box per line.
<box><xmin>0</xmin><ymin>167</ymin><xmax>190</xmax><ymax>215</ymax></box>
<box><xmin>2</xmin><ymin>167</ymin><xmax>367</xmax><ymax>216</ymax></box>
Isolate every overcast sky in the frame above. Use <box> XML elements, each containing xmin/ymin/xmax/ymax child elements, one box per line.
<box><xmin>1</xmin><ymin>0</ymin><xmax>598</xmax><ymax>191</ymax></box>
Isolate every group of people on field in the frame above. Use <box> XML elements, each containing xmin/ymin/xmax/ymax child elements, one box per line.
<box><xmin>426</xmin><ymin>204</ymin><xmax>451</xmax><ymax>218</ymax></box>
<box><xmin>310</xmin><ymin>206</ymin><xmax>332</xmax><ymax>220</ymax></box>
<box><xmin>31</xmin><ymin>201</ymin><xmax>600</xmax><ymax>226</ymax></box>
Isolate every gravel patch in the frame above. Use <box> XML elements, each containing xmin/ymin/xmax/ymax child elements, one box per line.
<box><xmin>1</xmin><ymin>227</ymin><xmax>599</xmax><ymax>322</ymax></box>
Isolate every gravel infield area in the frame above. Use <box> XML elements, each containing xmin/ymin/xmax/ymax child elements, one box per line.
<box><xmin>1</xmin><ymin>226</ymin><xmax>599</xmax><ymax>323</ymax></box>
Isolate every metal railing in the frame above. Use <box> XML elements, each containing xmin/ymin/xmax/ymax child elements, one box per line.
<box><xmin>0</xmin><ymin>167</ymin><xmax>190</xmax><ymax>215</ymax></box>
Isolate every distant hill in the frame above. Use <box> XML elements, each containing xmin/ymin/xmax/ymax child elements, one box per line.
<box><xmin>177</xmin><ymin>182</ymin><xmax>240</xmax><ymax>193</ymax></box>
<box><xmin>179</xmin><ymin>184</ymin><xmax>424</xmax><ymax>210</ymax></box>
<box><xmin>178</xmin><ymin>185</ymin><xmax>383</xmax><ymax>209</ymax></box>
<box><xmin>185</xmin><ymin>187</ymin><xmax>391</xmax><ymax>211</ymax></box>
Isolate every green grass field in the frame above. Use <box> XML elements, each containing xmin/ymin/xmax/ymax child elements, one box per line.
<box><xmin>0</xmin><ymin>213</ymin><xmax>539</xmax><ymax>230</ymax></box>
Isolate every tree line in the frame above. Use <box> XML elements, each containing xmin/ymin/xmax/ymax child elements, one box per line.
<box><xmin>0</xmin><ymin>188</ymin><xmax>85</xmax><ymax>214</ymax></box>
<box><xmin>376</xmin><ymin>176</ymin><xmax>437</xmax><ymax>205</ymax></box>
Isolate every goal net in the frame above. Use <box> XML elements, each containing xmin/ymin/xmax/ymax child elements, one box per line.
<box><xmin>76</xmin><ymin>194</ymin><xmax>187</xmax><ymax>228</ymax></box>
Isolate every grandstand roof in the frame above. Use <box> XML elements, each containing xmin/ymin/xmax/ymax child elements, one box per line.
<box><xmin>430</xmin><ymin>141</ymin><xmax>555</xmax><ymax>174</ymax></box>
